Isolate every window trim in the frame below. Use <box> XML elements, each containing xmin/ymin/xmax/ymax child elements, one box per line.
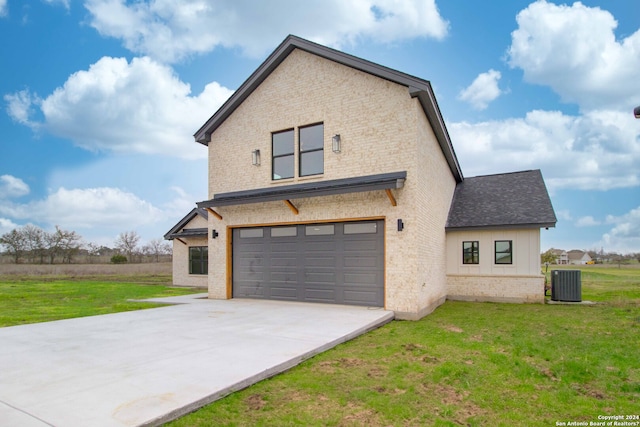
<box><xmin>462</xmin><ymin>241</ymin><xmax>479</xmax><ymax>264</ymax></box>
<box><xmin>271</xmin><ymin>128</ymin><xmax>295</xmax><ymax>181</ymax></box>
<box><xmin>494</xmin><ymin>240</ymin><xmax>513</xmax><ymax>265</ymax></box>
<box><xmin>188</xmin><ymin>246</ymin><xmax>208</xmax><ymax>275</ymax></box>
<box><xmin>298</xmin><ymin>122</ymin><xmax>324</xmax><ymax>177</ymax></box>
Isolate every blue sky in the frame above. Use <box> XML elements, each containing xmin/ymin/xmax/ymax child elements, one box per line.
<box><xmin>1</xmin><ymin>0</ymin><xmax>639</xmax><ymax>253</ymax></box>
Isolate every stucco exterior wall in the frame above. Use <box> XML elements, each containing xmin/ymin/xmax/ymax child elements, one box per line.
<box><xmin>171</xmin><ymin>215</ymin><xmax>208</xmax><ymax>288</ymax></box>
<box><xmin>445</xmin><ymin>228</ymin><xmax>544</xmax><ymax>303</ymax></box>
<box><xmin>205</xmin><ymin>48</ymin><xmax>456</xmax><ymax>318</ymax></box>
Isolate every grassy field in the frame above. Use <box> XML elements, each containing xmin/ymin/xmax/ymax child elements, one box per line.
<box><xmin>0</xmin><ymin>263</ymin><xmax>202</xmax><ymax>327</ymax></box>
<box><xmin>0</xmin><ymin>264</ymin><xmax>637</xmax><ymax>425</ymax></box>
<box><xmin>167</xmin><ymin>265</ymin><xmax>639</xmax><ymax>426</ymax></box>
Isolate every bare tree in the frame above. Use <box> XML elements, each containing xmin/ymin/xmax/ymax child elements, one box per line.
<box><xmin>0</xmin><ymin>228</ymin><xmax>26</xmax><ymax>263</ymax></box>
<box><xmin>22</xmin><ymin>224</ymin><xmax>46</xmax><ymax>263</ymax></box>
<box><xmin>142</xmin><ymin>238</ymin><xmax>171</xmax><ymax>262</ymax></box>
<box><xmin>114</xmin><ymin>231</ymin><xmax>141</xmax><ymax>263</ymax></box>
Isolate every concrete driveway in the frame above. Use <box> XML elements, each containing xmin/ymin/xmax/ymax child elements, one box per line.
<box><xmin>0</xmin><ymin>294</ymin><xmax>393</xmax><ymax>426</ymax></box>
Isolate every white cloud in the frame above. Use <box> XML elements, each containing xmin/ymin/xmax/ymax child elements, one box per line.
<box><xmin>7</xmin><ymin>56</ymin><xmax>233</xmax><ymax>159</ymax></box>
<box><xmin>450</xmin><ymin>109</ymin><xmax>640</xmax><ymax>190</ymax></box>
<box><xmin>0</xmin><ymin>187</ymin><xmax>164</xmax><ymax>230</ymax></box>
<box><xmin>0</xmin><ymin>0</ymin><xmax>7</xmax><ymax>17</ymax></box>
<box><xmin>4</xmin><ymin>89</ymin><xmax>40</xmax><ymax>128</ymax></box>
<box><xmin>0</xmin><ymin>218</ymin><xmax>18</xmax><ymax>234</ymax></box>
<box><xmin>576</xmin><ymin>216</ymin><xmax>600</xmax><ymax>227</ymax></box>
<box><xmin>0</xmin><ymin>175</ymin><xmax>30</xmax><ymax>199</ymax></box>
<box><xmin>599</xmin><ymin>206</ymin><xmax>640</xmax><ymax>254</ymax></box>
<box><xmin>507</xmin><ymin>0</ymin><xmax>640</xmax><ymax>111</ymax></box>
<box><xmin>84</xmin><ymin>0</ymin><xmax>449</xmax><ymax>62</ymax></box>
<box><xmin>458</xmin><ymin>69</ymin><xmax>503</xmax><ymax>110</ymax></box>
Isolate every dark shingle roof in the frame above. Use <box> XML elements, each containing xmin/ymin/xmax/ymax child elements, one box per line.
<box><xmin>446</xmin><ymin>169</ymin><xmax>556</xmax><ymax>230</ymax></box>
<box><xmin>164</xmin><ymin>208</ymin><xmax>209</xmax><ymax>240</ymax></box>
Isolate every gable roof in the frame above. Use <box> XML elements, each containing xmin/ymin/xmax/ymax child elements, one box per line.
<box><xmin>164</xmin><ymin>207</ymin><xmax>209</xmax><ymax>240</ymax></box>
<box><xmin>194</xmin><ymin>34</ymin><xmax>463</xmax><ymax>183</ymax></box>
<box><xmin>446</xmin><ymin>169</ymin><xmax>557</xmax><ymax>230</ymax></box>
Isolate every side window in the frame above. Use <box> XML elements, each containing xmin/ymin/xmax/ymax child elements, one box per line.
<box><xmin>189</xmin><ymin>246</ymin><xmax>208</xmax><ymax>275</ymax></box>
<box><xmin>299</xmin><ymin>123</ymin><xmax>324</xmax><ymax>176</ymax></box>
<box><xmin>495</xmin><ymin>240</ymin><xmax>513</xmax><ymax>264</ymax></box>
<box><xmin>272</xmin><ymin>129</ymin><xmax>294</xmax><ymax>180</ymax></box>
<box><xmin>462</xmin><ymin>241</ymin><xmax>479</xmax><ymax>264</ymax></box>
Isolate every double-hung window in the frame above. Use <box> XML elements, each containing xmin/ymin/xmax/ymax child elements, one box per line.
<box><xmin>272</xmin><ymin>129</ymin><xmax>294</xmax><ymax>180</ymax></box>
<box><xmin>299</xmin><ymin>123</ymin><xmax>324</xmax><ymax>176</ymax></box>
<box><xmin>189</xmin><ymin>246</ymin><xmax>208</xmax><ymax>275</ymax></box>
<box><xmin>495</xmin><ymin>240</ymin><xmax>513</xmax><ymax>264</ymax></box>
<box><xmin>462</xmin><ymin>241</ymin><xmax>479</xmax><ymax>264</ymax></box>
<box><xmin>272</xmin><ymin>123</ymin><xmax>324</xmax><ymax>180</ymax></box>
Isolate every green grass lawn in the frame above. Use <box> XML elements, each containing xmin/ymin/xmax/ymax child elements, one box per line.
<box><xmin>167</xmin><ymin>266</ymin><xmax>639</xmax><ymax>426</ymax></box>
<box><xmin>0</xmin><ymin>280</ymin><xmax>202</xmax><ymax>327</ymax></box>
<box><xmin>1</xmin><ymin>267</ymin><xmax>637</xmax><ymax>426</ymax></box>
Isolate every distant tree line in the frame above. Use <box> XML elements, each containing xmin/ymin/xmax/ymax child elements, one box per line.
<box><xmin>541</xmin><ymin>248</ymin><xmax>640</xmax><ymax>265</ymax></box>
<box><xmin>0</xmin><ymin>225</ymin><xmax>171</xmax><ymax>264</ymax></box>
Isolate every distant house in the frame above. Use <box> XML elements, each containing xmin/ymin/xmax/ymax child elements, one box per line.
<box><xmin>567</xmin><ymin>250</ymin><xmax>592</xmax><ymax>265</ymax></box>
<box><xmin>165</xmin><ymin>35</ymin><xmax>557</xmax><ymax>319</ymax></box>
<box><xmin>550</xmin><ymin>248</ymin><xmax>569</xmax><ymax>264</ymax></box>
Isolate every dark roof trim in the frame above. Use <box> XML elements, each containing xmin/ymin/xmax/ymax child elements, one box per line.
<box><xmin>166</xmin><ymin>228</ymin><xmax>208</xmax><ymax>240</ymax></box>
<box><xmin>164</xmin><ymin>208</ymin><xmax>208</xmax><ymax>240</ymax></box>
<box><xmin>193</xmin><ymin>35</ymin><xmax>462</xmax><ymax>183</ymax></box>
<box><xmin>197</xmin><ymin>171</ymin><xmax>406</xmax><ymax>208</ymax></box>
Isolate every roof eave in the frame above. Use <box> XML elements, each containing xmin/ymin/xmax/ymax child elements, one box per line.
<box><xmin>445</xmin><ymin>222</ymin><xmax>557</xmax><ymax>232</ymax></box>
<box><xmin>197</xmin><ymin>171</ymin><xmax>406</xmax><ymax>208</ymax></box>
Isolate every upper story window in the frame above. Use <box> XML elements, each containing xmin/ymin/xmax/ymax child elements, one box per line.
<box><xmin>495</xmin><ymin>240</ymin><xmax>513</xmax><ymax>264</ymax></box>
<box><xmin>272</xmin><ymin>129</ymin><xmax>294</xmax><ymax>180</ymax></box>
<box><xmin>272</xmin><ymin>123</ymin><xmax>323</xmax><ymax>180</ymax></box>
<box><xmin>299</xmin><ymin>123</ymin><xmax>324</xmax><ymax>177</ymax></box>
<box><xmin>462</xmin><ymin>241</ymin><xmax>479</xmax><ymax>264</ymax></box>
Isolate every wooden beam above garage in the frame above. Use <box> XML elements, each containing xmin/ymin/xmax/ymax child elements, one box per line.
<box><xmin>206</xmin><ymin>208</ymin><xmax>223</xmax><ymax>220</ymax></box>
<box><xmin>385</xmin><ymin>189</ymin><xmax>397</xmax><ymax>206</ymax></box>
<box><xmin>284</xmin><ymin>200</ymin><xmax>299</xmax><ymax>215</ymax></box>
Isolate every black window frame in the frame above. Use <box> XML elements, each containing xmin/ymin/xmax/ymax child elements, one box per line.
<box><xmin>462</xmin><ymin>241</ymin><xmax>479</xmax><ymax>264</ymax></box>
<box><xmin>494</xmin><ymin>240</ymin><xmax>513</xmax><ymax>265</ymax></box>
<box><xmin>271</xmin><ymin>129</ymin><xmax>295</xmax><ymax>180</ymax></box>
<box><xmin>189</xmin><ymin>246</ymin><xmax>208</xmax><ymax>275</ymax></box>
<box><xmin>298</xmin><ymin>123</ymin><xmax>324</xmax><ymax>177</ymax></box>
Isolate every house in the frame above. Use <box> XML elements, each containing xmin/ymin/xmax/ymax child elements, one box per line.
<box><xmin>165</xmin><ymin>35</ymin><xmax>556</xmax><ymax>320</ymax></box>
<box><xmin>567</xmin><ymin>250</ymin><xmax>592</xmax><ymax>265</ymax></box>
<box><xmin>550</xmin><ymin>248</ymin><xmax>569</xmax><ymax>264</ymax></box>
<box><xmin>164</xmin><ymin>208</ymin><xmax>209</xmax><ymax>288</ymax></box>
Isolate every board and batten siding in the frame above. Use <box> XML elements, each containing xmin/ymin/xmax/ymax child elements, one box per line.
<box><xmin>445</xmin><ymin>228</ymin><xmax>544</xmax><ymax>303</ymax></box>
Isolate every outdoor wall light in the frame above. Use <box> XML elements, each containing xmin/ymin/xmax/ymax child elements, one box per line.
<box><xmin>332</xmin><ymin>134</ymin><xmax>341</xmax><ymax>153</ymax></box>
<box><xmin>251</xmin><ymin>149</ymin><xmax>261</xmax><ymax>166</ymax></box>
<box><xmin>634</xmin><ymin>106</ymin><xmax>640</xmax><ymax>119</ymax></box>
<box><xmin>397</xmin><ymin>219</ymin><xmax>404</xmax><ymax>232</ymax></box>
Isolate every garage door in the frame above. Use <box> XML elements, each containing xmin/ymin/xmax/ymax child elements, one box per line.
<box><xmin>232</xmin><ymin>220</ymin><xmax>384</xmax><ymax>307</ymax></box>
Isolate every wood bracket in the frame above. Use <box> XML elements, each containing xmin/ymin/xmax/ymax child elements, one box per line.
<box><xmin>385</xmin><ymin>189</ymin><xmax>397</xmax><ymax>207</ymax></box>
<box><xmin>205</xmin><ymin>207</ymin><xmax>223</xmax><ymax>220</ymax></box>
<box><xmin>284</xmin><ymin>199</ymin><xmax>299</xmax><ymax>215</ymax></box>
<box><xmin>175</xmin><ymin>238</ymin><xmax>187</xmax><ymax>245</ymax></box>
